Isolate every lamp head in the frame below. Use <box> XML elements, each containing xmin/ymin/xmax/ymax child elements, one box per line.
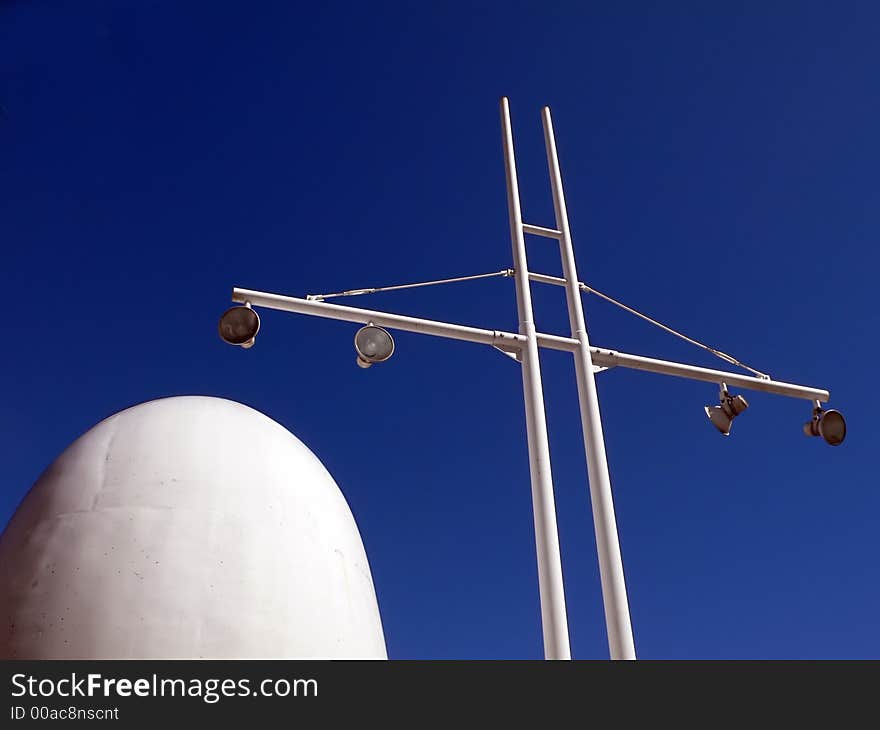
<box><xmin>705</xmin><ymin>384</ymin><xmax>749</xmax><ymax>436</ymax></box>
<box><xmin>219</xmin><ymin>304</ymin><xmax>260</xmax><ymax>348</ymax></box>
<box><xmin>804</xmin><ymin>406</ymin><xmax>846</xmax><ymax>446</ymax></box>
<box><xmin>354</xmin><ymin>324</ymin><xmax>394</xmax><ymax>368</ymax></box>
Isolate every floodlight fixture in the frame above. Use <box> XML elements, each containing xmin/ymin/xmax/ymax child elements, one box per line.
<box><xmin>704</xmin><ymin>383</ymin><xmax>749</xmax><ymax>436</ymax></box>
<box><xmin>354</xmin><ymin>324</ymin><xmax>394</xmax><ymax>368</ymax></box>
<box><xmin>219</xmin><ymin>99</ymin><xmax>846</xmax><ymax>662</ymax></box>
<box><xmin>219</xmin><ymin>302</ymin><xmax>260</xmax><ymax>348</ymax></box>
<box><xmin>804</xmin><ymin>402</ymin><xmax>846</xmax><ymax>446</ymax></box>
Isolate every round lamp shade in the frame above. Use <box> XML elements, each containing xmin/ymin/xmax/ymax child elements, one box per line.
<box><xmin>354</xmin><ymin>325</ymin><xmax>394</xmax><ymax>365</ymax></box>
<box><xmin>0</xmin><ymin>396</ymin><xmax>386</xmax><ymax>659</ymax></box>
<box><xmin>218</xmin><ymin>306</ymin><xmax>260</xmax><ymax>347</ymax></box>
<box><xmin>819</xmin><ymin>409</ymin><xmax>846</xmax><ymax>446</ymax></box>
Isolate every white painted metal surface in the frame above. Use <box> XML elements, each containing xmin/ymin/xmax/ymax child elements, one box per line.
<box><xmin>500</xmin><ymin>97</ymin><xmax>571</xmax><ymax>660</ymax></box>
<box><xmin>231</xmin><ymin>289</ymin><xmax>829</xmax><ymax>402</ymax></box>
<box><xmin>542</xmin><ymin>106</ymin><xmax>636</xmax><ymax>660</ymax></box>
<box><xmin>590</xmin><ymin>349</ymin><xmax>830</xmax><ymax>402</ymax></box>
<box><xmin>0</xmin><ymin>396</ymin><xmax>387</xmax><ymax>659</ymax></box>
<box><xmin>233</xmin><ymin>287</ymin><xmax>528</xmax><ymax>352</ymax></box>
<box><xmin>222</xmin><ymin>99</ymin><xmax>840</xmax><ymax>660</ymax></box>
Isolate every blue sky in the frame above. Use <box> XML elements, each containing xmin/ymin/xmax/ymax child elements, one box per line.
<box><xmin>2</xmin><ymin>2</ymin><xmax>878</xmax><ymax>659</ymax></box>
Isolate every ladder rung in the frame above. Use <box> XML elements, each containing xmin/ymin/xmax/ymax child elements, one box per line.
<box><xmin>522</xmin><ymin>223</ymin><xmax>562</xmax><ymax>239</ymax></box>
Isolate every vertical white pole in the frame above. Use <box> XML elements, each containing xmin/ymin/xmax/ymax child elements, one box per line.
<box><xmin>541</xmin><ymin>106</ymin><xmax>637</xmax><ymax>660</ymax></box>
<box><xmin>500</xmin><ymin>97</ymin><xmax>571</xmax><ymax>660</ymax></box>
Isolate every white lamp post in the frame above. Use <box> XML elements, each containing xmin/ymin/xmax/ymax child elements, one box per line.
<box><xmin>220</xmin><ymin>98</ymin><xmax>843</xmax><ymax>660</ymax></box>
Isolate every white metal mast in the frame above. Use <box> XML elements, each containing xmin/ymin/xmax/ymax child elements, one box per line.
<box><xmin>500</xmin><ymin>97</ymin><xmax>571</xmax><ymax>659</ymax></box>
<box><xmin>221</xmin><ymin>97</ymin><xmax>843</xmax><ymax>659</ymax></box>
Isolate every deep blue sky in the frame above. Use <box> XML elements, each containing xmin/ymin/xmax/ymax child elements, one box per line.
<box><xmin>3</xmin><ymin>2</ymin><xmax>878</xmax><ymax>659</ymax></box>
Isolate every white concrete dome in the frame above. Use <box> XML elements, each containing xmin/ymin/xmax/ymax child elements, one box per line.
<box><xmin>0</xmin><ymin>396</ymin><xmax>386</xmax><ymax>658</ymax></box>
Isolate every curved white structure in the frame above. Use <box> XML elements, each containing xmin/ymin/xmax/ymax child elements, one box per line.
<box><xmin>0</xmin><ymin>396</ymin><xmax>386</xmax><ymax>659</ymax></box>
